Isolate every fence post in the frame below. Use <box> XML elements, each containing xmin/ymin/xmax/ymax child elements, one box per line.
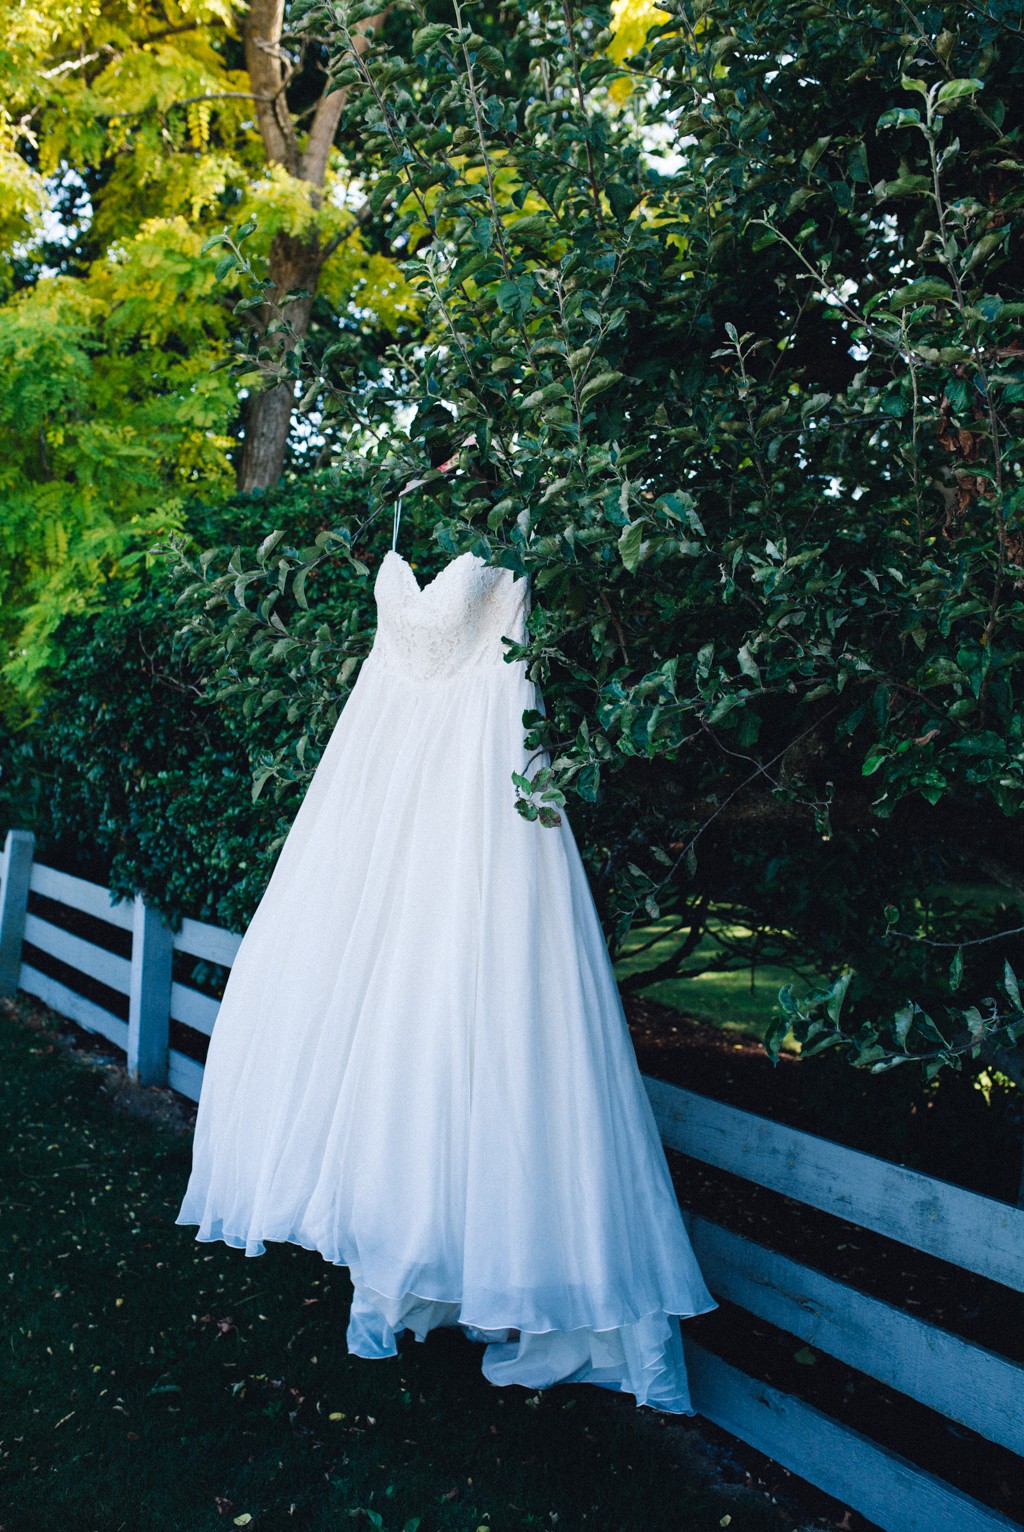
<box><xmin>127</xmin><ymin>893</ymin><xmax>173</xmax><ymax>1086</ymax></box>
<box><xmin>0</xmin><ymin>829</ymin><xmax>36</xmax><ymax>998</ymax></box>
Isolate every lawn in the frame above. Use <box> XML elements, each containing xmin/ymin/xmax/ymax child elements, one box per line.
<box><xmin>613</xmin><ymin>916</ymin><xmax>805</xmax><ymax>1044</ymax></box>
<box><xmin>0</xmin><ymin>997</ymin><xmax>801</xmax><ymax>1532</ymax></box>
<box><xmin>613</xmin><ymin>882</ymin><xmax>1024</xmax><ymax>1046</ymax></box>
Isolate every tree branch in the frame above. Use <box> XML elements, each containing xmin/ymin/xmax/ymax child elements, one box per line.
<box><xmin>299</xmin><ymin>11</ymin><xmax>388</xmax><ymax>188</ymax></box>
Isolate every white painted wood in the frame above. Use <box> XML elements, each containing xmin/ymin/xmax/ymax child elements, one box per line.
<box><xmin>686</xmin><ymin>1214</ymin><xmax>1024</xmax><ymax>1455</ymax></box>
<box><xmin>169</xmin><ymin>980</ymin><xmax>220</xmax><ymax>1037</ymax></box>
<box><xmin>167</xmin><ymin>1047</ymin><xmax>204</xmax><ymax>1102</ymax></box>
<box><xmin>23</xmin><ymin>911</ymin><xmax>131</xmax><ymax>995</ymax></box>
<box><xmin>19</xmin><ymin>963</ymin><xmax>129</xmax><ymax>1050</ymax></box>
<box><xmin>646</xmin><ymin>1075</ymin><xmax>1024</xmax><ymax>1293</ymax></box>
<box><xmin>127</xmin><ymin>894</ymin><xmax>173</xmax><ymax>1088</ymax></box>
<box><xmin>684</xmin><ymin>1341</ymin><xmax>1023</xmax><ymax>1532</ymax></box>
<box><xmin>29</xmin><ymin>860</ymin><xmax>134</xmax><ymax>931</ymax></box>
<box><xmin>0</xmin><ymin>829</ymin><xmax>35</xmax><ymax>996</ymax></box>
<box><xmin>174</xmin><ymin>914</ymin><xmax>242</xmax><ymax>967</ymax></box>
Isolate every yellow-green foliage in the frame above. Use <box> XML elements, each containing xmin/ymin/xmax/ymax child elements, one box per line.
<box><xmin>0</xmin><ymin>0</ymin><xmax>416</xmax><ymax>718</ymax></box>
<box><xmin>606</xmin><ymin>0</ymin><xmax>671</xmax><ymax>100</ymax></box>
<box><xmin>0</xmin><ymin>218</ymin><xmax>238</xmax><ymax>708</ymax></box>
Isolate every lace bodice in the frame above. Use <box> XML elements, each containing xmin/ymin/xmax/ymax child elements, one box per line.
<box><xmin>370</xmin><ymin>550</ymin><xmax>531</xmax><ymax>683</ymax></box>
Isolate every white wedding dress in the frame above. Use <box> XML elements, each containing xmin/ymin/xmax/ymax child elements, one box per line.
<box><xmin>176</xmin><ymin>548</ymin><xmax>715</xmax><ymax>1411</ymax></box>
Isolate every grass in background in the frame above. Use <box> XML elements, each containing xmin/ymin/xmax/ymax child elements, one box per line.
<box><xmin>614</xmin><ymin>916</ymin><xmax>807</xmax><ymax>1046</ymax></box>
<box><xmin>0</xmin><ymin>999</ymin><xmax>796</xmax><ymax>1532</ymax></box>
<box><xmin>615</xmin><ymin>883</ymin><xmax>1024</xmax><ymax>1053</ymax></box>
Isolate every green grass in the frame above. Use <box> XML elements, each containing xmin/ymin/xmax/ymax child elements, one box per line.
<box><xmin>0</xmin><ymin>999</ymin><xmax>794</xmax><ymax>1532</ymax></box>
<box><xmin>613</xmin><ymin>917</ymin><xmax>806</xmax><ymax>1044</ymax></box>
<box><xmin>613</xmin><ymin>881</ymin><xmax>1024</xmax><ymax>1047</ymax></box>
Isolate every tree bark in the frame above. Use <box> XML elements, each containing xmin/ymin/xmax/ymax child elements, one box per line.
<box><xmin>236</xmin><ymin>2</ymin><xmax>385</xmax><ymax>492</ymax></box>
<box><xmin>237</xmin><ymin>233</ymin><xmax>322</xmax><ymax>493</ymax></box>
<box><xmin>243</xmin><ymin>0</ymin><xmax>298</xmax><ymax>173</ymax></box>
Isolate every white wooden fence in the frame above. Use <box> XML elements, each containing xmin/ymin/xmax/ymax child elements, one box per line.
<box><xmin>2</xmin><ymin>826</ymin><xmax>1022</xmax><ymax>1532</ymax></box>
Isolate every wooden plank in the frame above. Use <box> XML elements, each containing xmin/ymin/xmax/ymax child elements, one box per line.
<box><xmin>687</xmin><ymin>1214</ymin><xmax>1024</xmax><ymax>1455</ymax></box>
<box><xmin>174</xmin><ymin>915</ymin><xmax>242</xmax><ymax>968</ymax></box>
<box><xmin>19</xmin><ymin>963</ymin><xmax>128</xmax><ymax>1050</ymax></box>
<box><xmin>646</xmin><ymin>1075</ymin><xmax>1024</xmax><ymax>1294</ymax></box>
<box><xmin>685</xmin><ymin>1341</ymin><xmax>1023</xmax><ymax>1532</ymax></box>
<box><xmin>127</xmin><ymin>894</ymin><xmax>173</xmax><ymax>1087</ymax></box>
<box><xmin>0</xmin><ymin>829</ymin><xmax>35</xmax><ymax>997</ymax></box>
<box><xmin>23</xmin><ymin>911</ymin><xmax>131</xmax><ymax>995</ymax></box>
<box><xmin>30</xmin><ymin>861</ymin><xmax>134</xmax><ymax>932</ymax></box>
<box><xmin>170</xmin><ymin>981</ymin><xmax>220</xmax><ymax>1037</ymax></box>
<box><xmin>167</xmin><ymin>1047</ymin><xmax>204</xmax><ymax>1102</ymax></box>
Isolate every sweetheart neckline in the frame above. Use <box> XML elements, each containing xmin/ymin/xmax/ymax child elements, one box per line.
<box><xmin>384</xmin><ymin>548</ymin><xmax>482</xmax><ymax>596</ymax></box>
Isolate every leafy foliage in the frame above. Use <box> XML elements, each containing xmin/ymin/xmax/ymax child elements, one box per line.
<box><xmin>173</xmin><ymin>0</ymin><xmax>1024</xmax><ymax>1086</ymax></box>
<box><xmin>0</xmin><ymin>479</ymin><xmax>369</xmax><ymax>933</ymax></box>
<box><xmin>0</xmin><ymin>0</ymin><xmax>418</xmax><ymax>717</ymax></box>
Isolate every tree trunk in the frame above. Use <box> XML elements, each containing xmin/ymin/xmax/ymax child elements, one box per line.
<box><xmin>236</xmin><ymin>231</ymin><xmax>321</xmax><ymax>493</ymax></box>
<box><xmin>236</xmin><ymin>1</ymin><xmax>386</xmax><ymax>492</ymax></box>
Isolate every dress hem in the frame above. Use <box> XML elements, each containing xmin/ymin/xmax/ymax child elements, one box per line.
<box><xmin>174</xmin><ymin>1215</ymin><xmax>718</xmax><ymax>1335</ymax></box>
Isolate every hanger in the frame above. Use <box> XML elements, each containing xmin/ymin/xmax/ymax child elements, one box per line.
<box><xmin>391</xmin><ymin>494</ymin><xmax>403</xmax><ymax>553</ymax></box>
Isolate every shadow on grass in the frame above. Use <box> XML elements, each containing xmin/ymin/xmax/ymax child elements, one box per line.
<box><xmin>0</xmin><ymin>998</ymin><xmax>808</xmax><ymax>1532</ymax></box>
<box><xmin>613</xmin><ymin>916</ymin><xmax>807</xmax><ymax>1046</ymax></box>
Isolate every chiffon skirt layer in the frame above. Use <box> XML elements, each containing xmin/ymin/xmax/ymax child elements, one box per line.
<box><xmin>176</xmin><ymin>648</ymin><xmax>716</xmax><ymax>1412</ymax></box>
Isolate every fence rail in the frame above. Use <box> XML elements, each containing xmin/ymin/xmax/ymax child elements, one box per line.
<box><xmin>2</xmin><ymin>827</ymin><xmax>1022</xmax><ymax>1532</ymax></box>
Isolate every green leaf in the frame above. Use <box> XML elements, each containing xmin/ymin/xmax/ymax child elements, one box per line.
<box><xmin>826</xmin><ymin>971</ymin><xmax>852</xmax><ymax>1022</ymax></box>
<box><xmin>580</xmin><ymin>370</ymin><xmax>623</xmax><ymax>406</ymax></box>
<box><xmin>949</xmin><ymin>948</ymin><xmax>963</xmax><ymax>991</ymax></box>
<box><xmin>877</xmin><ymin>107</ymin><xmax>922</xmax><ymax>130</ymax></box>
<box><xmin>475</xmin><ymin>43</ymin><xmax>505</xmax><ymax>75</ymax></box>
<box><xmin>800</xmin><ymin>135</ymin><xmax>831</xmax><ymax>172</ymax></box>
<box><xmin>256</xmin><ymin>529</ymin><xmax>285</xmax><ymax>563</ymax></box>
<box><xmin>1004</xmin><ymin>962</ymin><xmax>1022</xmax><ymax>1012</ymax></box>
<box><xmin>964</xmin><ymin>1006</ymin><xmax>985</xmax><ymax>1040</ymax></box>
<box><xmin>521</xmin><ymin>382</ymin><xmax>568</xmax><ymax>411</ymax></box>
<box><xmin>618</xmin><ymin>519</ymin><xmax>645</xmax><ymax>573</ymax></box>
<box><xmin>496</xmin><ymin>275</ymin><xmax>535</xmax><ymax>315</ymax></box>
<box><xmin>936</xmin><ymin>77</ymin><xmax>984</xmax><ymax>104</ymax></box>
<box><xmin>508</xmin><ymin>214</ymin><xmax>549</xmax><ymax>244</ymax></box>
<box><xmin>737</xmin><ymin>644</ymin><xmax>760</xmax><ymax>682</ymax></box>
<box><xmin>707</xmin><ymin>695</ymin><xmax>738</xmax><ymax>724</ymax></box>
<box><xmin>577</xmin><ymin>762</ymin><xmax>600</xmax><ymax>801</ymax></box>
<box><xmin>251</xmin><ymin>769</ymin><xmax>274</xmax><ymax>804</ymax></box>
<box><xmin>889</xmin><ymin>279</ymin><xmax>953</xmax><ymax>309</ymax></box>
<box><xmin>412</xmin><ymin>22</ymin><xmax>450</xmax><ymax>52</ymax></box>
<box><xmin>371</xmin><ymin>173</ymin><xmax>400</xmax><ymax>216</ymax></box>
<box><xmin>894</xmin><ymin>1003</ymin><xmax>915</xmax><ymax>1047</ymax></box>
